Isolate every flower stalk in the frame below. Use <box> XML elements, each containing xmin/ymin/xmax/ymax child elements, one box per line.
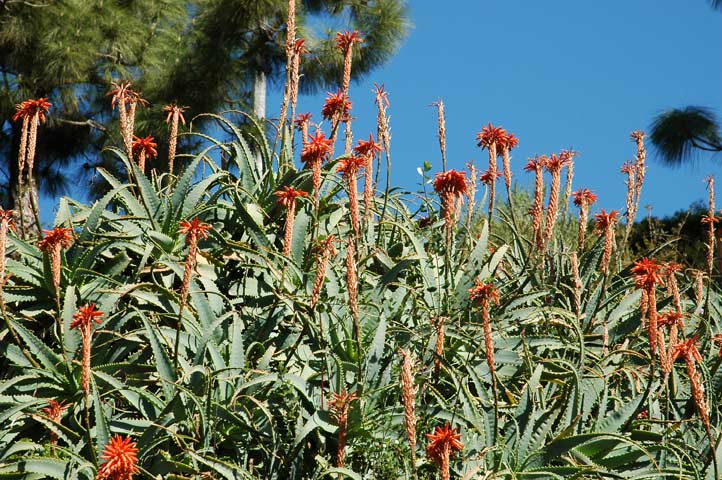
<box><xmin>398</xmin><ymin>348</ymin><xmax>417</xmax><ymax>469</ymax></box>
<box><xmin>573</xmin><ymin>189</ymin><xmax>598</xmax><ymax>250</ymax></box>
<box><xmin>275</xmin><ymin>186</ymin><xmax>308</xmax><ymax>257</ymax></box>
<box><xmin>426</xmin><ymin>424</ymin><xmax>463</xmax><ymax>480</ymax></box>
<box><xmin>594</xmin><ymin>210</ymin><xmax>618</xmax><ymax>275</ymax></box>
<box><xmin>631</xmin><ymin>257</ymin><xmax>664</xmax><ymax>356</ymax></box>
<box><xmin>330</xmin><ymin>390</ymin><xmax>358</xmax><ymax>468</ymax></box>
<box><xmin>476</xmin><ymin>124</ymin><xmax>507</xmax><ymax>220</ymax></box>
<box><xmin>163</xmin><ymin>104</ymin><xmax>187</xmax><ymax>174</ymax></box>
<box><xmin>70</xmin><ymin>304</ymin><xmax>103</xmax><ymax>421</ymax></box>
<box><xmin>525</xmin><ymin>156</ymin><xmax>547</xmax><ymax>249</ymax></box>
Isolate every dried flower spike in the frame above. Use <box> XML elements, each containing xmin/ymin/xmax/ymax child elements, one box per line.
<box><xmin>163</xmin><ymin>104</ymin><xmax>187</xmax><ymax>174</ymax></box>
<box><xmin>398</xmin><ymin>348</ymin><xmax>417</xmax><ymax>467</ymax></box>
<box><xmin>330</xmin><ymin>390</ymin><xmax>359</xmax><ymax>468</ymax></box>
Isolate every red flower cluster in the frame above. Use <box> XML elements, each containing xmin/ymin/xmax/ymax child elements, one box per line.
<box><xmin>96</xmin><ymin>435</ymin><xmax>139</xmax><ymax>480</ymax></box>
<box><xmin>433</xmin><ymin>170</ymin><xmax>468</xmax><ymax>196</ymax></box>
<box><xmin>162</xmin><ymin>104</ymin><xmax>187</xmax><ymax>125</ymax></box>
<box><xmin>275</xmin><ymin>186</ymin><xmax>308</xmax><ymax>208</ymax></box>
<box><xmin>38</xmin><ymin>227</ymin><xmax>73</xmax><ymax>253</ymax></box>
<box><xmin>70</xmin><ymin>304</ymin><xmax>104</xmax><ymax>330</ymax></box>
<box><xmin>131</xmin><ymin>136</ymin><xmax>158</xmax><ymax>159</ymax></box>
<box><xmin>336</xmin><ymin>31</ymin><xmax>363</xmax><ymax>52</ymax></box>
<box><xmin>13</xmin><ymin>98</ymin><xmax>52</xmax><ymax>123</ymax></box>
<box><xmin>336</xmin><ymin>156</ymin><xmax>367</xmax><ymax>178</ymax></box>
<box><xmin>41</xmin><ymin>399</ymin><xmax>70</xmax><ymax>421</ymax></box>
<box><xmin>544</xmin><ymin>151</ymin><xmax>573</xmax><ymax>173</ymax></box>
<box><xmin>321</xmin><ymin>90</ymin><xmax>352</xmax><ymax>121</ymax></box>
<box><xmin>671</xmin><ymin>336</ymin><xmax>702</xmax><ymax>363</ymax></box>
<box><xmin>426</xmin><ymin>424</ymin><xmax>464</xmax><ymax>464</ymax></box>
<box><xmin>504</xmin><ymin>132</ymin><xmax>520</xmax><ymax>150</ymax></box>
<box><xmin>179</xmin><ymin>218</ymin><xmax>212</xmax><ymax>245</ymax></box>
<box><xmin>524</xmin><ymin>156</ymin><xmax>547</xmax><ymax>172</ymax></box>
<box><xmin>295</xmin><ymin>113</ymin><xmax>312</xmax><ymax>130</ymax></box>
<box><xmin>293</xmin><ymin>38</ymin><xmax>309</xmax><ymax>55</ymax></box>
<box><xmin>572</xmin><ymin>188</ymin><xmax>598</xmax><ymax>207</ymax></box>
<box><xmin>301</xmin><ymin>130</ymin><xmax>333</xmax><ymax>164</ymax></box>
<box><xmin>479</xmin><ymin>169</ymin><xmax>502</xmax><ymax>186</ymax></box>
<box><xmin>353</xmin><ymin>134</ymin><xmax>383</xmax><ymax>157</ymax></box>
<box><xmin>594</xmin><ymin>209</ymin><xmax>618</xmax><ymax>232</ymax></box>
<box><xmin>630</xmin><ymin>257</ymin><xmax>664</xmax><ymax>290</ymax></box>
<box><xmin>468</xmin><ymin>280</ymin><xmax>500</xmax><ymax>305</ymax></box>
<box><xmin>476</xmin><ymin>123</ymin><xmax>507</xmax><ymax>149</ymax></box>
<box><xmin>106</xmin><ymin>82</ymin><xmax>145</xmax><ymax>109</ymax></box>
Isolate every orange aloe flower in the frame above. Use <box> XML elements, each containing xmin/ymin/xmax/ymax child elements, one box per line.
<box><xmin>426</xmin><ymin>424</ymin><xmax>464</xmax><ymax>480</ymax></box>
<box><xmin>337</xmin><ymin>156</ymin><xmax>367</xmax><ymax>240</ymax></box>
<box><xmin>671</xmin><ymin>337</ymin><xmax>712</xmax><ymax>440</ymax></box>
<box><xmin>594</xmin><ymin>209</ymin><xmax>618</xmax><ymax>275</ymax></box>
<box><xmin>479</xmin><ymin>169</ymin><xmax>502</xmax><ymax>186</ymax></box>
<box><xmin>336</xmin><ymin>31</ymin><xmax>363</xmax><ymax>52</ymax></box>
<box><xmin>322</xmin><ymin>90</ymin><xmax>352</xmax><ymax>123</ymax></box>
<box><xmin>469</xmin><ymin>280</ymin><xmax>500</xmax><ymax>377</ymax></box>
<box><xmin>41</xmin><ymin>399</ymin><xmax>71</xmax><ymax>446</ymax></box>
<box><xmin>310</xmin><ymin>235</ymin><xmax>337</xmax><ymax>309</ymax></box>
<box><xmin>71</xmin><ymin>304</ymin><xmax>103</xmax><ymax>400</ymax></box>
<box><xmin>434</xmin><ymin>170</ymin><xmax>468</xmax><ymax>249</ymax></box>
<box><xmin>499</xmin><ymin>132</ymin><xmax>519</xmax><ymax>198</ymax></box>
<box><xmin>525</xmin><ymin>156</ymin><xmax>547</xmax><ymax>248</ymax></box>
<box><xmin>163</xmin><ymin>104</ymin><xmax>187</xmax><ymax>174</ymax></box>
<box><xmin>631</xmin><ymin>257</ymin><xmax>663</xmax><ymax>356</ymax></box>
<box><xmin>573</xmin><ymin>188</ymin><xmax>598</xmax><ymax>248</ymax></box>
<box><xmin>178</xmin><ymin>218</ymin><xmax>212</xmax><ymax>309</ymax></box>
<box><xmin>13</xmin><ymin>98</ymin><xmax>52</xmax><ymax>186</ymax></box>
<box><xmin>302</xmin><ymin>130</ymin><xmax>334</xmax><ymax>208</ymax></box>
<box><xmin>336</xmin><ymin>31</ymin><xmax>363</xmax><ymax>98</ymax></box>
<box><xmin>354</xmin><ymin>134</ymin><xmax>383</xmax><ymax>221</ymax></box>
<box><xmin>275</xmin><ymin>186</ymin><xmax>308</xmax><ymax>257</ymax></box>
<box><xmin>131</xmin><ymin>135</ymin><xmax>157</xmax><ymax>173</ymax></box>
<box><xmin>295</xmin><ymin>112</ymin><xmax>313</xmax><ymax>144</ymax></box>
<box><xmin>96</xmin><ymin>434</ymin><xmax>139</xmax><ymax>480</ymax></box>
<box><xmin>476</xmin><ymin>123</ymin><xmax>507</xmax><ymax>217</ymax></box>
<box><xmin>542</xmin><ymin>151</ymin><xmax>573</xmax><ymax>249</ymax></box>
<box><xmin>38</xmin><ymin>227</ymin><xmax>74</xmax><ymax>294</ymax></box>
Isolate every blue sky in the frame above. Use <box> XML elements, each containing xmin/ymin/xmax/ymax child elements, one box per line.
<box><xmin>268</xmin><ymin>0</ymin><xmax>722</xmax><ymax>218</ymax></box>
<box><xmin>37</xmin><ymin>1</ymin><xmax>722</xmax><ymax>224</ymax></box>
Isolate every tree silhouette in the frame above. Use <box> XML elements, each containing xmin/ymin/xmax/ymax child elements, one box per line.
<box><xmin>649</xmin><ymin>2</ymin><xmax>722</xmax><ymax>164</ymax></box>
<box><xmin>0</xmin><ymin>0</ymin><xmax>409</xmax><ymax>210</ymax></box>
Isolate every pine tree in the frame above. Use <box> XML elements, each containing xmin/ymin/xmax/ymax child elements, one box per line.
<box><xmin>0</xmin><ymin>0</ymin><xmax>410</xmax><ymax>213</ymax></box>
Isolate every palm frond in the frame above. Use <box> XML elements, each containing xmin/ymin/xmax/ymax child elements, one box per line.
<box><xmin>649</xmin><ymin>106</ymin><xmax>722</xmax><ymax>166</ymax></box>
